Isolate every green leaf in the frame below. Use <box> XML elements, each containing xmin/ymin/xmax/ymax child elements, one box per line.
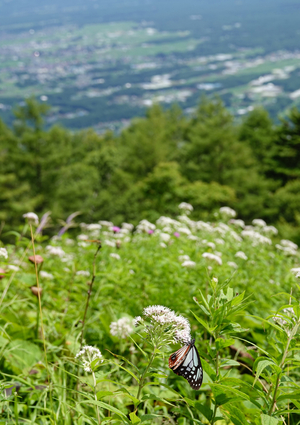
<box><xmin>195</xmin><ymin>402</ymin><xmax>213</xmax><ymax>420</ymax></box>
<box><xmin>224</xmin><ymin>405</ymin><xmax>248</xmax><ymax>425</ymax></box>
<box><xmin>253</xmin><ymin>359</ymin><xmax>276</xmax><ymax>386</ymax></box>
<box><xmin>96</xmin><ymin>391</ymin><xmax>114</xmax><ymax>399</ymax></box>
<box><xmin>215</xmin><ymin>338</ymin><xmax>235</xmax><ymax>350</ymax></box>
<box><xmin>230</xmin><ymin>291</ymin><xmax>245</xmax><ymax>307</ymax></box>
<box><xmin>80</xmin><ymin>399</ymin><xmax>129</xmax><ymax>423</ymax></box>
<box><xmin>226</xmin><ymin>287</ymin><xmax>234</xmax><ymax>302</ymax></box>
<box><xmin>4</xmin><ymin>339</ymin><xmax>42</xmax><ymax>374</ymax></box>
<box><xmin>191</xmin><ymin>311</ymin><xmax>217</xmax><ymax>334</ymax></box>
<box><xmin>261</xmin><ymin>414</ymin><xmax>279</xmax><ymax>425</ymax></box>
<box><xmin>129</xmin><ymin>411</ymin><xmax>141</xmax><ymax>424</ymax></box>
<box><xmin>277</xmin><ymin>391</ymin><xmax>300</xmax><ymax>402</ymax></box>
<box><xmin>220</xmin><ymin>359</ymin><xmax>240</xmax><ymax>368</ymax></box>
<box><xmin>201</xmin><ymin>358</ymin><xmax>216</xmax><ymax>381</ymax></box>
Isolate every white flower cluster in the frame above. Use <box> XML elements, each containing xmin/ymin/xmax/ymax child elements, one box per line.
<box><xmin>76</xmin><ymin>270</ymin><xmax>90</xmax><ymax>277</ymax></box>
<box><xmin>229</xmin><ymin>219</ymin><xmax>245</xmax><ymax>228</ymax></box>
<box><xmin>272</xmin><ymin>307</ymin><xmax>296</xmax><ymax>336</ymax></box>
<box><xmin>110</xmin><ymin>253</ymin><xmax>121</xmax><ymax>260</ymax></box>
<box><xmin>23</xmin><ymin>212</ymin><xmax>39</xmax><ymax>226</ymax></box>
<box><xmin>40</xmin><ymin>271</ymin><xmax>54</xmax><ymax>279</ymax></box>
<box><xmin>235</xmin><ymin>251</ymin><xmax>248</xmax><ymax>260</ymax></box>
<box><xmin>136</xmin><ymin>219</ymin><xmax>156</xmax><ymax>233</ymax></box>
<box><xmin>202</xmin><ymin>252</ymin><xmax>222</xmax><ymax>265</ymax></box>
<box><xmin>110</xmin><ymin>317</ymin><xmax>134</xmax><ymax>339</ymax></box>
<box><xmin>0</xmin><ymin>248</ymin><xmax>8</xmax><ymax>259</ymax></box>
<box><xmin>220</xmin><ymin>206</ymin><xmax>236</xmax><ymax>218</ymax></box>
<box><xmin>241</xmin><ymin>230</ymin><xmax>272</xmax><ymax>246</ymax></box>
<box><xmin>276</xmin><ymin>240</ymin><xmax>298</xmax><ymax>256</ymax></box>
<box><xmin>136</xmin><ymin>305</ymin><xmax>191</xmax><ymax>345</ymax></box>
<box><xmin>178</xmin><ymin>202</ymin><xmax>193</xmax><ymax>215</ymax></box>
<box><xmin>182</xmin><ymin>260</ymin><xmax>196</xmax><ymax>268</ymax></box>
<box><xmin>46</xmin><ymin>245</ymin><xmax>66</xmax><ymax>257</ymax></box>
<box><xmin>75</xmin><ymin>345</ymin><xmax>103</xmax><ymax>373</ymax></box>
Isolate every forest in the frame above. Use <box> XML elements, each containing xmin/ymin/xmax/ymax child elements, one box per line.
<box><xmin>1</xmin><ymin>96</ymin><xmax>300</xmax><ymax>241</ymax></box>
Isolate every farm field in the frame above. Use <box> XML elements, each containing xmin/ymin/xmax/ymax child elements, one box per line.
<box><xmin>1</xmin><ymin>0</ymin><xmax>300</xmax><ymax>130</ymax></box>
<box><xmin>1</xmin><ymin>205</ymin><xmax>300</xmax><ymax>423</ymax></box>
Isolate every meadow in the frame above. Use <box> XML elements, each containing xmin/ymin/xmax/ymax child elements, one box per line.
<box><xmin>1</xmin><ymin>204</ymin><xmax>300</xmax><ymax>424</ymax></box>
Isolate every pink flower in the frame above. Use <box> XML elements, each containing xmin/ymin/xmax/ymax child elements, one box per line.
<box><xmin>174</xmin><ymin>232</ymin><xmax>180</xmax><ymax>237</ymax></box>
<box><xmin>147</xmin><ymin>229</ymin><xmax>154</xmax><ymax>234</ymax></box>
<box><xmin>112</xmin><ymin>226</ymin><xmax>120</xmax><ymax>233</ymax></box>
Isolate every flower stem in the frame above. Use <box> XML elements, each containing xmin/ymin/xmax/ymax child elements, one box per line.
<box><xmin>92</xmin><ymin>371</ymin><xmax>101</xmax><ymax>424</ymax></box>
<box><xmin>136</xmin><ymin>349</ymin><xmax>156</xmax><ymax>403</ymax></box>
<box><xmin>268</xmin><ymin>321</ymin><xmax>300</xmax><ymax>415</ymax></box>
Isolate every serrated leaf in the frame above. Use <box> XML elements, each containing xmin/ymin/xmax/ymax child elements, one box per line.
<box><xmin>195</xmin><ymin>402</ymin><xmax>213</xmax><ymax>420</ymax></box>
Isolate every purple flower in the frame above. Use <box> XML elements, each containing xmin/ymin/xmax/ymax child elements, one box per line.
<box><xmin>174</xmin><ymin>232</ymin><xmax>180</xmax><ymax>238</ymax></box>
<box><xmin>112</xmin><ymin>226</ymin><xmax>120</xmax><ymax>233</ymax></box>
<box><xmin>147</xmin><ymin>229</ymin><xmax>154</xmax><ymax>234</ymax></box>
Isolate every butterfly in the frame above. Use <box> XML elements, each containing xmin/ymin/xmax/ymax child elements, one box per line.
<box><xmin>168</xmin><ymin>339</ymin><xmax>203</xmax><ymax>390</ymax></box>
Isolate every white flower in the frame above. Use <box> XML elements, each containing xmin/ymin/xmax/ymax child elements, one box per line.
<box><xmin>160</xmin><ymin>242</ymin><xmax>167</xmax><ymax>248</ymax></box>
<box><xmin>290</xmin><ymin>267</ymin><xmax>300</xmax><ymax>275</ymax></box>
<box><xmin>219</xmin><ymin>206</ymin><xmax>236</xmax><ymax>218</ymax></box>
<box><xmin>86</xmin><ymin>224</ymin><xmax>102</xmax><ymax>231</ymax></box>
<box><xmin>235</xmin><ymin>251</ymin><xmax>248</xmax><ymax>260</ymax></box>
<box><xmin>23</xmin><ymin>212</ymin><xmax>39</xmax><ymax>226</ymax></box>
<box><xmin>178</xmin><ymin>202</ymin><xmax>193</xmax><ymax>214</ymax></box>
<box><xmin>252</xmin><ymin>219</ymin><xmax>267</xmax><ymax>227</ymax></box>
<box><xmin>207</xmin><ymin>242</ymin><xmax>216</xmax><ymax>249</ymax></box>
<box><xmin>122</xmin><ymin>222</ymin><xmax>134</xmax><ymax>231</ymax></box>
<box><xmin>75</xmin><ymin>346</ymin><xmax>103</xmax><ymax>373</ymax></box>
<box><xmin>177</xmin><ymin>227</ymin><xmax>191</xmax><ymax>235</ymax></box>
<box><xmin>40</xmin><ymin>271</ymin><xmax>54</xmax><ymax>279</ymax></box>
<box><xmin>134</xmin><ymin>316</ymin><xmax>142</xmax><ymax>327</ymax></box>
<box><xmin>65</xmin><ymin>238</ymin><xmax>75</xmax><ymax>246</ymax></box>
<box><xmin>77</xmin><ymin>234</ymin><xmax>88</xmax><ymax>241</ymax></box>
<box><xmin>227</xmin><ymin>261</ymin><xmax>238</xmax><ymax>268</ymax></box>
<box><xmin>0</xmin><ymin>248</ymin><xmax>8</xmax><ymax>259</ymax></box>
<box><xmin>215</xmin><ymin>238</ymin><xmax>225</xmax><ymax>245</ymax></box>
<box><xmin>136</xmin><ymin>219</ymin><xmax>156</xmax><ymax>233</ymax></box>
<box><xmin>104</xmin><ymin>240</ymin><xmax>115</xmax><ymax>247</ymax></box>
<box><xmin>196</xmin><ymin>221</ymin><xmax>213</xmax><ymax>232</ymax></box>
<box><xmin>202</xmin><ymin>252</ymin><xmax>222</xmax><ymax>265</ymax></box>
<box><xmin>140</xmin><ymin>305</ymin><xmax>191</xmax><ymax>344</ymax></box>
<box><xmin>99</xmin><ymin>221</ymin><xmax>113</xmax><ymax>227</ymax></box>
<box><xmin>76</xmin><ymin>270</ymin><xmax>90</xmax><ymax>276</ymax></box>
<box><xmin>110</xmin><ymin>317</ymin><xmax>133</xmax><ymax>339</ymax></box>
<box><xmin>181</xmin><ymin>260</ymin><xmax>196</xmax><ymax>268</ymax></box>
<box><xmin>281</xmin><ymin>240</ymin><xmax>298</xmax><ymax>251</ymax></box>
<box><xmin>262</xmin><ymin>225</ymin><xmax>278</xmax><ymax>235</ymax></box>
<box><xmin>178</xmin><ymin>255</ymin><xmax>190</xmax><ymax>262</ymax></box>
<box><xmin>241</xmin><ymin>230</ymin><xmax>272</xmax><ymax>246</ymax></box>
<box><xmin>160</xmin><ymin>233</ymin><xmax>171</xmax><ymax>243</ymax></box>
<box><xmin>110</xmin><ymin>253</ymin><xmax>120</xmax><ymax>260</ymax></box>
<box><xmin>229</xmin><ymin>219</ymin><xmax>245</xmax><ymax>228</ymax></box>
<box><xmin>7</xmin><ymin>265</ymin><xmax>19</xmax><ymax>271</ymax></box>
<box><xmin>276</xmin><ymin>244</ymin><xmax>297</xmax><ymax>256</ymax></box>
<box><xmin>46</xmin><ymin>246</ymin><xmax>66</xmax><ymax>257</ymax></box>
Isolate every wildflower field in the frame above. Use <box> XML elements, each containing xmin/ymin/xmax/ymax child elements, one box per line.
<box><xmin>1</xmin><ymin>204</ymin><xmax>300</xmax><ymax>425</ymax></box>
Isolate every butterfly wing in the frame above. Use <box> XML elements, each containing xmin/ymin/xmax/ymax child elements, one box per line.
<box><xmin>169</xmin><ymin>343</ymin><xmax>203</xmax><ymax>390</ymax></box>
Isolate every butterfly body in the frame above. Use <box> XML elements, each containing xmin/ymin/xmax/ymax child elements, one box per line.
<box><xmin>169</xmin><ymin>339</ymin><xmax>203</xmax><ymax>390</ymax></box>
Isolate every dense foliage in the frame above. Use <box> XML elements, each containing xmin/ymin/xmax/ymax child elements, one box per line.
<box><xmin>1</xmin><ymin>97</ymin><xmax>300</xmax><ymax>242</ymax></box>
<box><xmin>1</xmin><ymin>207</ymin><xmax>300</xmax><ymax>424</ymax></box>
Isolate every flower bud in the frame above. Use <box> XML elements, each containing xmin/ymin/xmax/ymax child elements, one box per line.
<box><xmin>31</xmin><ymin>286</ymin><xmax>43</xmax><ymax>297</ymax></box>
<box><xmin>28</xmin><ymin>255</ymin><xmax>44</xmax><ymax>265</ymax></box>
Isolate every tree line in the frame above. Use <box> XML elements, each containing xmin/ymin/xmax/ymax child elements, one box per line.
<box><xmin>1</xmin><ymin>97</ymin><xmax>300</xmax><ymax>241</ymax></box>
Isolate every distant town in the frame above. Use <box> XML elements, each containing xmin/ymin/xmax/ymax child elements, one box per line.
<box><xmin>1</xmin><ymin>19</ymin><xmax>300</xmax><ymax>131</ymax></box>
